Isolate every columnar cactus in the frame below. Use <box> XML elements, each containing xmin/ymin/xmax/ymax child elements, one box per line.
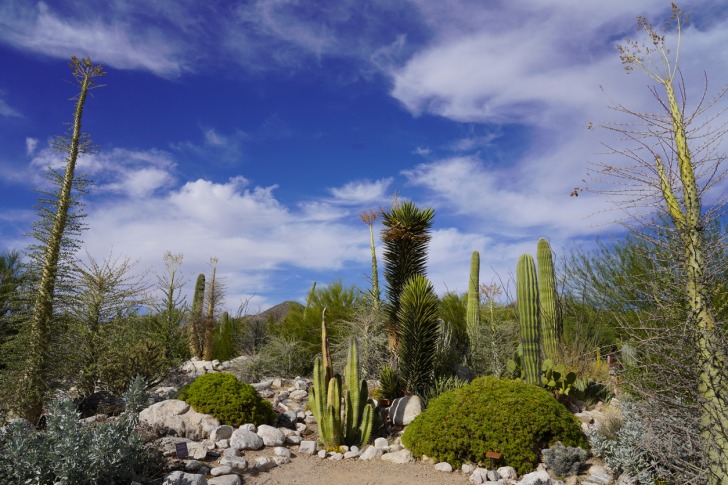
<box><xmin>309</xmin><ymin>309</ymin><xmax>374</xmax><ymax>448</ymax></box>
<box><xmin>466</xmin><ymin>250</ymin><xmax>480</xmax><ymax>349</ymax></box>
<box><xmin>537</xmin><ymin>238</ymin><xmax>561</xmax><ymax>361</ymax></box>
<box><xmin>344</xmin><ymin>338</ymin><xmax>374</xmax><ymax>447</ymax></box>
<box><xmin>516</xmin><ymin>254</ymin><xmax>541</xmax><ymax>385</ymax></box>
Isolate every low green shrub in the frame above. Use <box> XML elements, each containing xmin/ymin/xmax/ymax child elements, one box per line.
<box><xmin>402</xmin><ymin>376</ymin><xmax>588</xmax><ymax>474</ymax></box>
<box><xmin>177</xmin><ymin>372</ymin><xmax>275</xmax><ymax>427</ymax></box>
<box><xmin>0</xmin><ymin>376</ymin><xmax>163</xmax><ymax>484</ymax></box>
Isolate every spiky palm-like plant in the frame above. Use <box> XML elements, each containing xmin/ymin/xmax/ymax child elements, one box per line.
<box><xmin>396</xmin><ymin>274</ymin><xmax>440</xmax><ymax>397</ymax></box>
<box><xmin>381</xmin><ymin>201</ymin><xmax>434</xmax><ymax>350</ymax></box>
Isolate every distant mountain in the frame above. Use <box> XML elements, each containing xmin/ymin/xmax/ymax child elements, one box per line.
<box><xmin>241</xmin><ymin>300</ymin><xmax>303</xmax><ymax>325</ymax></box>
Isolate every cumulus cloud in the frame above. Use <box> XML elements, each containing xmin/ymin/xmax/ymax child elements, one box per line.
<box><xmin>328</xmin><ymin>178</ymin><xmax>393</xmax><ymax>205</ymax></box>
<box><xmin>25</xmin><ymin>137</ymin><xmax>38</xmax><ymax>156</ymax></box>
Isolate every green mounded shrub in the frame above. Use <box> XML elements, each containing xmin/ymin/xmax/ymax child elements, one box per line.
<box><xmin>177</xmin><ymin>372</ymin><xmax>275</xmax><ymax>427</ymax></box>
<box><xmin>402</xmin><ymin>376</ymin><xmax>588</xmax><ymax>474</ymax></box>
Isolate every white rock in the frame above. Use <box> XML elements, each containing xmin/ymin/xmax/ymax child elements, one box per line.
<box><xmin>344</xmin><ymin>451</ymin><xmax>361</xmax><ymax>459</ymax></box>
<box><xmin>187</xmin><ymin>442</ymin><xmax>208</xmax><ymax>460</ymax></box>
<box><xmin>210</xmin><ymin>466</ymin><xmax>233</xmax><ymax>476</ymax></box>
<box><xmin>329</xmin><ymin>452</ymin><xmax>344</xmax><ymax>460</ymax></box>
<box><xmin>286</xmin><ymin>435</ymin><xmax>303</xmax><ymax>445</ymax></box>
<box><xmin>387</xmin><ymin>444</ymin><xmax>404</xmax><ymax>453</ymax></box>
<box><xmin>359</xmin><ymin>446</ymin><xmax>384</xmax><ymax>460</ymax></box>
<box><xmin>317</xmin><ymin>450</ymin><xmax>328</xmax><ymax>459</ymax></box>
<box><xmin>487</xmin><ymin>469</ymin><xmax>501</xmax><ymax>481</ymax></box>
<box><xmin>272</xmin><ymin>378</ymin><xmax>283</xmax><ymax>388</ymax></box>
<box><xmin>208</xmin><ymin>475</ymin><xmax>241</xmax><ymax>485</ymax></box>
<box><xmin>163</xmin><ymin>471</ymin><xmax>207</xmax><ymax>485</ymax></box>
<box><xmin>239</xmin><ymin>423</ymin><xmax>257</xmax><ymax>432</ymax></box>
<box><xmin>274</xmin><ymin>446</ymin><xmax>292</xmax><ymax>458</ymax></box>
<box><xmin>374</xmin><ymin>437</ymin><xmax>389</xmax><ymax>449</ymax></box>
<box><xmin>254</xmin><ymin>456</ymin><xmax>277</xmax><ymax>471</ymax></box>
<box><xmin>469</xmin><ymin>468</ymin><xmax>490</xmax><ymax>484</ymax></box>
<box><xmin>219</xmin><ymin>456</ymin><xmax>247</xmax><ymax>470</ymax></box>
<box><xmin>462</xmin><ymin>463</ymin><xmax>477</xmax><ymax>474</ymax></box>
<box><xmin>257</xmin><ymin>424</ymin><xmax>286</xmax><ymax>446</ymax></box>
<box><xmin>229</xmin><ymin>429</ymin><xmax>264</xmax><ymax>450</ymax></box>
<box><xmin>273</xmin><ymin>455</ymin><xmax>291</xmax><ymax>465</ymax></box>
<box><xmin>381</xmin><ymin>449</ymin><xmax>414</xmax><ymax>464</ymax></box>
<box><xmin>435</xmin><ymin>462</ymin><xmax>453</xmax><ymax>472</ymax></box>
<box><xmin>517</xmin><ymin>470</ymin><xmax>554</xmax><ymax>485</ymax></box>
<box><xmin>390</xmin><ymin>396</ymin><xmax>423</xmax><ymax>426</ymax></box>
<box><xmin>185</xmin><ymin>460</ymin><xmax>204</xmax><ymax>471</ymax></box>
<box><xmin>289</xmin><ymin>389</ymin><xmax>309</xmax><ymax>401</ymax></box>
<box><xmin>498</xmin><ymin>466</ymin><xmax>518</xmax><ymax>480</ymax></box>
<box><xmin>216</xmin><ymin>439</ymin><xmax>229</xmax><ymax>449</ymax></box>
<box><xmin>298</xmin><ymin>440</ymin><xmax>316</xmax><ymax>455</ymax></box>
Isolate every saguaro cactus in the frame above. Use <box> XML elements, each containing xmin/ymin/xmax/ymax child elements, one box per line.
<box><xmin>466</xmin><ymin>250</ymin><xmax>480</xmax><ymax>349</ymax></box>
<box><xmin>537</xmin><ymin>238</ymin><xmax>561</xmax><ymax>361</ymax></box>
<box><xmin>516</xmin><ymin>254</ymin><xmax>541</xmax><ymax>385</ymax></box>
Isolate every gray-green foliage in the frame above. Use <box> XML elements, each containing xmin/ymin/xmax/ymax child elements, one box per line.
<box><xmin>588</xmin><ymin>400</ymin><xmax>701</xmax><ymax>483</ymax></box>
<box><xmin>542</xmin><ymin>441</ymin><xmax>589</xmax><ymax>477</ymax></box>
<box><xmin>231</xmin><ymin>334</ymin><xmax>311</xmax><ymax>383</ymax></box>
<box><xmin>0</xmin><ymin>376</ymin><xmax>162</xmax><ymax>484</ymax></box>
<box><xmin>422</xmin><ymin>374</ymin><xmax>468</xmax><ymax>407</ymax></box>
<box><xmin>435</xmin><ymin>292</ymin><xmax>469</xmax><ymax>376</ymax></box>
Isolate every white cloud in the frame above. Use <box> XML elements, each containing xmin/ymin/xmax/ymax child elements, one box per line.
<box><xmin>0</xmin><ymin>2</ymin><xmax>187</xmax><ymax>77</ymax></box>
<box><xmin>328</xmin><ymin>178</ymin><xmax>393</xmax><ymax>205</ymax></box>
<box><xmin>0</xmin><ymin>96</ymin><xmax>20</xmax><ymax>118</ymax></box>
<box><xmin>25</xmin><ymin>137</ymin><xmax>38</xmax><ymax>156</ymax></box>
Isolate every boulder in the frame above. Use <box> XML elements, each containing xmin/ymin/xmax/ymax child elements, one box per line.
<box><xmin>163</xmin><ymin>471</ymin><xmax>207</xmax><ymax>485</ymax></box>
<box><xmin>208</xmin><ymin>476</ymin><xmax>241</xmax><ymax>485</ymax></box>
<box><xmin>498</xmin><ymin>466</ymin><xmax>518</xmax><ymax>480</ymax></box>
<box><xmin>140</xmin><ymin>400</ymin><xmax>219</xmax><ymax>441</ymax></box>
<box><xmin>469</xmin><ymin>468</ymin><xmax>490</xmax><ymax>484</ymax></box>
<box><xmin>257</xmin><ymin>424</ymin><xmax>286</xmax><ymax>446</ymax></box>
<box><xmin>390</xmin><ymin>396</ymin><xmax>423</xmax><ymax>426</ymax></box>
<box><xmin>230</xmin><ymin>429</ymin><xmax>264</xmax><ymax>450</ymax></box>
<box><xmin>517</xmin><ymin>470</ymin><xmax>559</xmax><ymax>485</ymax></box>
<box><xmin>299</xmin><ymin>440</ymin><xmax>317</xmax><ymax>455</ymax></box>
<box><xmin>380</xmin><ymin>449</ymin><xmax>414</xmax><ymax>464</ymax></box>
<box><xmin>210</xmin><ymin>425</ymin><xmax>234</xmax><ymax>441</ymax></box>
<box><xmin>435</xmin><ymin>462</ymin><xmax>453</xmax><ymax>472</ymax></box>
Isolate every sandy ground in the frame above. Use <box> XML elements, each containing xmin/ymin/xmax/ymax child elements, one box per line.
<box><xmin>235</xmin><ymin>449</ymin><xmax>472</xmax><ymax>485</ymax></box>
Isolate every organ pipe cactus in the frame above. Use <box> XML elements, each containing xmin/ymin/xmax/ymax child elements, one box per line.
<box><xmin>309</xmin><ymin>309</ymin><xmax>374</xmax><ymax>448</ymax></box>
<box><xmin>516</xmin><ymin>254</ymin><xmax>541</xmax><ymax>385</ymax></box>
<box><xmin>537</xmin><ymin>238</ymin><xmax>561</xmax><ymax>361</ymax></box>
<box><xmin>466</xmin><ymin>250</ymin><xmax>480</xmax><ymax>350</ymax></box>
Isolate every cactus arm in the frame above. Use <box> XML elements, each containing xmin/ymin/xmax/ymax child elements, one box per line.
<box><xmin>537</xmin><ymin>238</ymin><xmax>560</xmax><ymax>361</ymax></box>
<box><xmin>358</xmin><ymin>403</ymin><xmax>374</xmax><ymax>447</ymax></box>
<box><xmin>517</xmin><ymin>254</ymin><xmax>541</xmax><ymax>385</ymax></box>
<box><xmin>466</xmin><ymin>250</ymin><xmax>480</xmax><ymax>349</ymax></box>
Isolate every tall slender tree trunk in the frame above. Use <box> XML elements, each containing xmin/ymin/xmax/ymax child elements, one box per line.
<box><xmin>659</xmin><ymin>79</ymin><xmax>728</xmax><ymax>483</ymax></box>
<box><xmin>22</xmin><ymin>58</ymin><xmax>103</xmax><ymax>422</ymax></box>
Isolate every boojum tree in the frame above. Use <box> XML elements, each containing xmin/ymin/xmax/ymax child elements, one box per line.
<box><xmin>593</xmin><ymin>6</ymin><xmax>728</xmax><ymax>482</ymax></box>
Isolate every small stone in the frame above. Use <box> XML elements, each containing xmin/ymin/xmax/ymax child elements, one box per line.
<box><xmin>230</xmin><ymin>429</ymin><xmax>264</xmax><ymax>450</ymax></box>
<box><xmin>239</xmin><ymin>423</ymin><xmax>257</xmax><ymax>432</ymax></box>
<box><xmin>380</xmin><ymin>449</ymin><xmax>413</xmax><ymax>464</ymax></box>
<box><xmin>216</xmin><ymin>439</ymin><xmax>229</xmax><ymax>449</ymax></box>
<box><xmin>359</xmin><ymin>446</ymin><xmax>384</xmax><ymax>460</ymax></box>
<box><xmin>390</xmin><ymin>395</ymin><xmax>423</xmax><ymax>426</ymax></box>
<box><xmin>344</xmin><ymin>451</ymin><xmax>360</xmax><ymax>459</ymax></box>
<box><xmin>222</xmin><ymin>447</ymin><xmax>240</xmax><ymax>458</ymax></box>
<box><xmin>210</xmin><ymin>466</ymin><xmax>233</xmax><ymax>477</ymax></box>
<box><xmin>210</xmin><ymin>425</ymin><xmax>234</xmax><ymax>442</ymax></box>
<box><xmin>329</xmin><ymin>452</ymin><xmax>344</xmax><ymax>460</ymax></box>
<box><xmin>188</xmin><ymin>442</ymin><xmax>208</xmax><ymax>460</ymax></box>
<box><xmin>273</xmin><ymin>455</ymin><xmax>291</xmax><ymax>465</ymax></box>
<box><xmin>257</xmin><ymin>424</ymin><xmax>286</xmax><ymax>446</ymax></box>
<box><xmin>208</xmin><ymin>475</ymin><xmax>241</xmax><ymax>485</ymax></box>
<box><xmin>350</xmin><ymin>445</ymin><xmax>360</xmax><ymax>453</ymax></box>
<box><xmin>517</xmin><ymin>470</ymin><xmax>553</xmax><ymax>485</ymax></box>
<box><xmin>497</xmin><ymin>466</ymin><xmax>517</xmax><ymax>480</ymax></box>
<box><xmin>469</xmin><ymin>468</ymin><xmax>489</xmax><ymax>484</ymax></box>
<box><xmin>294</xmin><ymin>379</ymin><xmax>308</xmax><ymax>390</ymax></box>
<box><xmin>304</xmin><ymin>415</ymin><xmax>316</xmax><ymax>424</ymax></box>
<box><xmin>289</xmin><ymin>389</ymin><xmax>308</xmax><ymax>401</ymax></box>
<box><xmin>274</xmin><ymin>446</ymin><xmax>292</xmax><ymax>458</ymax></box>
<box><xmin>163</xmin><ymin>471</ymin><xmax>207</xmax><ymax>485</ymax></box>
<box><xmin>387</xmin><ymin>444</ymin><xmax>404</xmax><ymax>453</ymax></box>
<box><xmin>299</xmin><ymin>440</ymin><xmax>317</xmax><ymax>455</ymax></box>
<box><xmin>317</xmin><ymin>450</ymin><xmax>328</xmax><ymax>459</ymax></box>
<box><xmin>487</xmin><ymin>470</ymin><xmax>501</xmax><ymax>481</ymax></box>
<box><xmin>255</xmin><ymin>456</ymin><xmax>277</xmax><ymax>471</ymax></box>
<box><xmin>219</xmin><ymin>456</ymin><xmax>248</xmax><ymax>470</ymax></box>
<box><xmin>272</xmin><ymin>378</ymin><xmax>283</xmax><ymax>388</ymax></box>
<box><xmin>435</xmin><ymin>462</ymin><xmax>453</xmax><ymax>472</ymax></box>
<box><xmin>185</xmin><ymin>460</ymin><xmax>203</xmax><ymax>472</ymax></box>
<box><xmin>374</xmin><ymin>437</ymin><xmax>389</xmax><ymax>449</ymax></box>
<box><xmin>286</xmin><ymin>435</ymin><xmax>303</xmax><ymax>445</ymax></box>
<box><xmin>462</xmin><ymin>463</ymin><xmax>477</xmax><ymax>474</ymax></box>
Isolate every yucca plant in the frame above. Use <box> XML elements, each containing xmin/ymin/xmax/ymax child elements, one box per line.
<box><xmin>381</xmin><ymin>201</ymin><xmax>434</xmax><ymax>351</ymax></box>
<box><xmin>396</xmin><ymin>274</ymin><xmax>440</xmax><ymax>397</ymax></box>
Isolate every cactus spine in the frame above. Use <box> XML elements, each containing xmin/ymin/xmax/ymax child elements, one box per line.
<box><xmin>309</xmin><ymin>309</ymin><xmax>374</xmax><ymax>448</ymax></box>
<box><xmin>466</xmin><ymin>250</ymin><xmax>480</xmax><ymax>349</ymax></box>
<box><xmin>516</xmin><ymin>254</ymin><xmax>541</xmax><ymax>385</ymax></box>
<box><xmin>537</xmin><ymin>238</ymin><xmax>561</xmax><ymax>361</ymax></box>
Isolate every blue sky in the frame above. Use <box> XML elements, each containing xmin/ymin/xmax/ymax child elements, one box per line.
<box><xmin>1</xmin><ymin>1</ymin><xmax>727</xmax><ymax>313</ymax></box>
